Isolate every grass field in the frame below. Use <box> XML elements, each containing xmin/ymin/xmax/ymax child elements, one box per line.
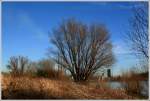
<box><xmin>1</xmin><ymin>74</ymin><xmax>147</xmax><ymax>99</ymax></box>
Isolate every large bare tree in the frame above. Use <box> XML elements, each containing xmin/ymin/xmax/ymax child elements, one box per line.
<box><xmin>126</xmin><ymin>3</ymin><xmax>148</xmax><ymax>60</ymax></box>
<box><xmin>50</xmin><ymin>19</ymin><xmax>115</xmax><ymax>81</ymax></box>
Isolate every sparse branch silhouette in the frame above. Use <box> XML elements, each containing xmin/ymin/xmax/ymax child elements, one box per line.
<box><xmin>126</xmin><ymin>4</ymin><xmax>148</xmax><ymax>60</ymax></box>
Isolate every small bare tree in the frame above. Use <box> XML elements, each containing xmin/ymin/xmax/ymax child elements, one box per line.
<box><xmin>7</xmin><ymin>56</ymin><xmax>29</xmax><ymax>76</ymax></box>
<box><xmin>50</xmin><ymin>19</ymin><xmax>115</xmax><ymax>82</ymax></box>
<box><xmin>125</xmin><ymin>4</ymin><xmax>148</xmax><ymax>60</ymax></box>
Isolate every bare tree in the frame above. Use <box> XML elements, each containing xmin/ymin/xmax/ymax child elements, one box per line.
<box><xmin>50</xmin><ymin>19</ymin><xmax>115</xmax><ymax>82</ymax></box>
<box><xmin>19</xmin><ymin>56</ymin><xmax>29</xmax><ymax>74</ymax></box>
<box><xmin>7</xmin><ymin>56</ymin><xmax>19</xmax><ymax>76</ymax></box>
<box><xmin>125</xmin><ymin>3</ymin><xmax>148</xmax><ymax>60</ymax></box>
<box><xmin>7</xmin><ymin>56</ymin><xmax>29</xmax><ymax>76</ymax></box>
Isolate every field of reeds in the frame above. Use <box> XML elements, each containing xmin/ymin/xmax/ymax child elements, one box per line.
<box><xmin>1</xmin><ymin>74</ymin><xmax>148</xmax><ymax>99</ymax></box>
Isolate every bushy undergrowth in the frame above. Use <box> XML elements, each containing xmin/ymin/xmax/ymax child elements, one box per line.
<box><xmin>36</xmin><ymin>68</ymin><xmax>69</xmax><ymax>80</ymax></box>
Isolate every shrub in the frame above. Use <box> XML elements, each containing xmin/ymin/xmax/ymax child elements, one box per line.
<box><xmin>35</xmin><ymin>59</ymin><xmax>69</xmax><ymax>80</ymax></box>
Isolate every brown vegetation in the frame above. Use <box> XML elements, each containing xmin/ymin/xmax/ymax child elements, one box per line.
<box><xmin>110</xmin><ymin>72</ymin><xmax>148</xmax><ymax>81</ymax></box>
<box><xmin>2</xmin><ymin>57</ymin><xmax>148</xmax><ymax>99</ymax></box>
<box><xmin>2</xmin><ymin>75</ymin><xmax>143</xmax><ymax>99</ymax></box>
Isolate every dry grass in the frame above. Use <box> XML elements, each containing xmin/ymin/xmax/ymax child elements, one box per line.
<box><xmin>1</xmin><ymin>75</ymin><xmax>145</xmax><ymax>99</ymax></box>
<box><xmin>122</xmin><ymin>80</ymin><xmax>143</xmax><ymax>98</ymax></box>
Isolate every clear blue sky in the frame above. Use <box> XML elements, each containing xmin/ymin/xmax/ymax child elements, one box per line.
<box><xmin>2</xmin><ymin>2</ymin><xmax>147</xmax><ymax>75</ymax></box>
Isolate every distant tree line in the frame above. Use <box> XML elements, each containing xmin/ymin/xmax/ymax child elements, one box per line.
<box><xmin>6</xmin><ymin>56</ymin><xmax>68</xmax><ymax>80</ymax></box>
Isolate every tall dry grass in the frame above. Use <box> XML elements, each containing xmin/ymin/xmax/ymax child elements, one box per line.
<box><xmin>122</xmin><ymin>81</ymin><xmax>142</xmax><ymax>96</ymax></box>
<box><xmin>2</xmin><ymin>75</ymin><xmax>143</xmax><ymax>99</ymax></box>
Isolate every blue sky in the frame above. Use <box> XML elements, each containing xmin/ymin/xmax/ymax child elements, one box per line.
<box><xmin>2</xmin><ymin>2</ymin><xmax>147</xmax><ymax>75</ymax></box>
